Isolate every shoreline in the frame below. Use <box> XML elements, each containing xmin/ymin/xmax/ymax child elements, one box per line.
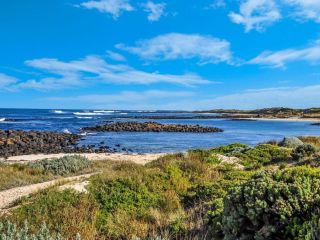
<box><xmin>1</xmin><ymin>152</ymin><xmax>167</xmax><ymax>165</ymax></box>
<box><xmin>249</xmin><ymin>117</ymin><xmax>320</xmax><ymax>122</ymax></box>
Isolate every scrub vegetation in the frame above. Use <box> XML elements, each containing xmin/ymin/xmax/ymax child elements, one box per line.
<box><xmin>1</xmin><ymin>137</ymin><xmax>320</xmax><ymax>239</ymax></box>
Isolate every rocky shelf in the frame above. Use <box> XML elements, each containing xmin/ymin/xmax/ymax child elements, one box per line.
<box><xmin>0</xmin><ymin>130</ymin><xmax>111</xmax><ymax>158</ymax></box>
<box><xmin>82</xmin><ymin>121</ymin><xmax>223</xmax><ymax>133</ymax></box>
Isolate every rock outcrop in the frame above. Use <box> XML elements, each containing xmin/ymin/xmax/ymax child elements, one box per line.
<box><xmin>82</xmin><ymin>121</ymin><xmax>223</xmax><ymax>133</ymax></box>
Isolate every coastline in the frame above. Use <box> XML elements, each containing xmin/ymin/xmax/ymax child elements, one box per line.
<box><xmin>248</xmin><ymin>117</ymin><xmax>320</xmax><ymax>122</ymax></box>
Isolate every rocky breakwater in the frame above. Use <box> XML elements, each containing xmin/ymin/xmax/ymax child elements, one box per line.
<box><xmin>0</xmin><ymin>130</ymin><xmax>110</xmax><ymax>158</ymax></box>
<box><xmin>82</xmin><ymin>121</ymin><xmax>223</xmax><ymax>133</ymax></box>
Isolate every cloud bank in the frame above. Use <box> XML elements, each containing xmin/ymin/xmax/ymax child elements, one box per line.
<box><xmin>117</xmin><ymin>33</ymin><xmax>233</xmax><ymax>64</ymax></box>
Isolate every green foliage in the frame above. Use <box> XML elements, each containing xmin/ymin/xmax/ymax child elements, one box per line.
<box><xmin>292</xmin><ymin>144</ymin><xmax>317</xmax><ymax>161</ymax></box>
<box><xmin>0</xmin><ymin>163</ymin><xmax>55</xmax><ymax>191</ymax></box>
<box><xmin>204</xmin><ymin>155</ymin><xmax>222</xmax><ymax>164</ymax></box>
<box><xmin>3</xmin><ymin>140</ymin><xmax>319</xmax><ymax>240</ymax></box>
<box><xmin>90</xmin><ymin>177</ymin><xmax>160</xmax><ymax>215</ymax></box>
<box><xmin>234</xmin><ymin>144</ymin><xmax>292</xmax><ymax>169</ymax></box>
<box><xmin>0</xmin><ymin>221</ymin><xmax>65</xmax><ymax>240</ymax></box>
<box><xmin>221</xmin><ymin>167</ymin><xmax>320</xmax><ymax>240</ymax></box>
<box><xmin>8</xmin><ymin>190</ymin><xmax>97</xmax><ymax>240</ymax></box>
<box><xmin>29</xmin><ymin>155</ymin><xmax>91</xmax><ymax>175</ymax></box>
<box><xmin>210</xmin><ymin>143</ymin><xmax>248</xmax><ymax>155</ymax></box>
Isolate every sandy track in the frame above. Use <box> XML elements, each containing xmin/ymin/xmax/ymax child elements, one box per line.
<box><xmin>0</xmin><ymin>153</ymin><xmax>166</xmax><ymax>214</ymax></box>
<box><xmin>1</xmin><ymin>152</ymin><xmax>166</xmax><ymax>165</ymax></box>
<box><xmin>0</xmin><ymin>173</ymin><xmax>96</xmax><ymax>213</ymax></box>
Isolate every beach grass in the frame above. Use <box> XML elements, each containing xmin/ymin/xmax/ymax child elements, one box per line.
<box><xmin>1</xmin><ymin>141</ymin><xmax>320</xmax><ymax>239</ymax></box>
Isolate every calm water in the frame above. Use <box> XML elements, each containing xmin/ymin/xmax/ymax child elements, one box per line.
<box><xmin>1</xmin><ymin>108</ymin><xmax>320</xmax><ymax>153</ymax></box>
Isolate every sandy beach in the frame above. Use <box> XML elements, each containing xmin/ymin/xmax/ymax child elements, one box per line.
<box><xmin>248</xmin><ymin>117</ymin><xmax>320</xmax><ymax>122</ymax></box>
<box><xmin>0</xmin><ymin>152</ymin><xmax>166</xmax><ymax>165</ymax></box>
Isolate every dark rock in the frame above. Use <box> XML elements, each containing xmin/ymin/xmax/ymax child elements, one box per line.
<box><xmin>0</xmin><ymin>130</ymin><xmax>112</xmax><ymax>158</ymax></box>
<box><xmin>82</xmin><ymin>121</ymin><xmax>223</xmax><ymax>133</ymax></box>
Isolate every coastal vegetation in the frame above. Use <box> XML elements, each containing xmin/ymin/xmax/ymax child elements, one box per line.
<box><xmin>0</xmin><ymin>155</ymin><xmax>94</xmax><ymax>191</ymax></box>
<box><xmin>194</xmin><ymin>107</ymin><xmax>320</xmax><ymax>119</ymax></box>
<box><xmin>1</xmin><ymin>136</ymin><xmax>320</xmax><ymax>239</ymax></box>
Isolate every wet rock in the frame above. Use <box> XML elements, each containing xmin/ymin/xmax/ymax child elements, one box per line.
<box><xmin>82</xmin><ymin>121</ymin><xmax>223</xmax><ymax>133</ymax></box>
<box><xmin>0</xmin><ymin>130</ymin><xmax>112</xmax><ymax>158</ymax></box>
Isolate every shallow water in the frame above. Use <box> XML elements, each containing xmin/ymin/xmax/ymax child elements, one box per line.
<box><xmin>0</xmin><ymin>109</ymin><xmax>320</xmax><ymax>153</ymax></box>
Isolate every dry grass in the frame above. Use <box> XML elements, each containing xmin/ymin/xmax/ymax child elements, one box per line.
<box><xmin>0</xmin><ymin>164</ymin><xmax>56</xmax><ymax>191</ymax></box>
<box><xmin>299</xmin><ymin>136</ymin><xmax>320</xmax><ymax>148</ymax></box>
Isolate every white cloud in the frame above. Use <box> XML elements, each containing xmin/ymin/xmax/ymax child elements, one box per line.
<box><xmin>284</xmin><ymin>0</ymin><xmax>320</xmax><ymax>22</ymax></box>
<box><xmin>142</xmin><ymin>1</ymin><xmax>166</xmax><ymax>21</ymax></box>
<box><xmin>45</xmin><ymin>90</ymin><xmax>194</xmax><ymax>110</ymax></box>
<box><xmin>229</xmin><ymin>0</ymin><xmax>281</xmax><ymax>32</ymax></box>
<box><xmin>196</xmin><ymin>85</ymin><xmax>320</xmax><ymax>109</ymax></box>
<box><xmin>78</xmin><ymin>0</ymin><xmax>134</xmax><ymax>19</ymax></box>
<box><xmin>209</xmin><ymin>0</ymin><xmax>226</xmax><ymax>9</ymax></box>
<box><xmin>43</xmin><ymin>85</ymin><xmax>320</xmax><ymax>110</ymax></box>
<box><xmin>106</xmin><ymin>50</ymin><xmax>126</xmax><ymax>61</ymax></box>
<box><xmin>0</xmin><ymin>73</ymin><xmax>18</xmax><ymax>89</ymax></box>
<box><xmin>116</xmin><ymin>33</ymin><xmax>233</xmax><ymax>64</ymax></box>
<box><xmin>15</xmin><ymin>55</ymin><xmax>211</xmax><ymax>90</ymax></box>
<box><xmin>249</xmin><ymin>39</ymin><xmax>320</xmax><ymax>67</ymax></box>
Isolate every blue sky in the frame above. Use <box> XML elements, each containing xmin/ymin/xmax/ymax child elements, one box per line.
<box><xmin>1</xmin><ymin>0</ymin><xmax>320</xmax><ymax>110</ymax></box>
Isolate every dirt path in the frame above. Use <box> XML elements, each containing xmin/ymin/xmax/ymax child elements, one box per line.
<box><xmin>0</xmin><ymin>173</ymin><xmax>96</xmax><ymax>213</ymax></box>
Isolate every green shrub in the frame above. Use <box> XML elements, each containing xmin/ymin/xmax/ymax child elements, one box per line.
<box><xmin>204</xmin><ymin>155</ymin><xmax>222</xmax><ymax>165</ymax></box>
<box><xmin>221</xmin><ymin>167</ymin><xmax>320</xmax><ymax>240</ymax></box>
<box><xmin>292</xmin><ymin>144</ymin><xmax>317</xmax><ymax>161</ymax></box>
<box><xmin>234</xmin><ymin>144</ymin><xmax>292</xmax><ymax>169</ymax></box>
<box><xmin>29</xmin><ymin>155</ymin><xmax>91</xmax><ymax>175</ymax></box>
<box><xmin>210</xmin><ymin>143</ymin><xmax>248</xmax><ymax>155</ymax></box>
<box><xmin>0</xmin><ymin>221</ymin><xmax>70</xmax><ymax>240</ymax></box>
<box><xmin>89</xmin><ymin>175</ymin><xmax>161</xmax><ymax>236</ymax></box>
<box><xmin>8</xmin><ymin>190</ymin><xmax>97</xmax><ymax>240</ymax></box>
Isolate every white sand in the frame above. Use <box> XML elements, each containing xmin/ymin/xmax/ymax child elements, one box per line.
<box><xmin>250</xmin><ymin>117</ymin><xmax>320</xmax><ymax>122</ymax></box>
<box><xmin>0</xmin><ymin>152</ymin><xmax>166</xmax><ymax>165</ymax></box>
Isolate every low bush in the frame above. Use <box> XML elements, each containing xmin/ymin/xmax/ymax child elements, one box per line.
<box><xmin>0</xmin><ymin>221</ymin><xmax>75</xmax><ymax>240</ymax></box>
<box><xmin>8</xmin><ymin>189</ymin><xmax>97</xmax><ymax>240</ymax></box>
<box><xmin>210</xmin><ymin>143</ymin><xmax>248</xmax><ymax>156</ymax></box>
<box><xmin>292</xmin><ymin>144</ymin><xmax>317</xmax><ymax>161</ymax></box>
<box><xmin>221</xmin><ymin>167</ymin><xmax>320</xmax><ymax>240</ymax></box>
<box><xmin>233</xmin><ymin>144</ymin><xmax>292</xmax><ymax>169</ymax></box>
<box><xmin>29</xmin><ymin>155</ymin><xmax>91</xmax><ymax>175</ymax></box>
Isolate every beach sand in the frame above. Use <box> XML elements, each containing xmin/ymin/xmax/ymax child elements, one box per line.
<box><xmin>1</xmin><ymin>152</ymin><xmax>166</xmax><ymax>165</ymax></box>
<box><xmin>249</xmin><ymin>117</ymin><xmax>320</xmax><ymax>122</ymax></box>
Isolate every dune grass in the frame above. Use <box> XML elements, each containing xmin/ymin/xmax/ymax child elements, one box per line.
<box><xmin>0</xmin><ymin>155</ymin><xmax>93</xmax><ymax>191</ymax></box>
<box><xmin>1</xmin><ymin>142</ymin><xmax>320</xmax><ymax>239</ymax></box>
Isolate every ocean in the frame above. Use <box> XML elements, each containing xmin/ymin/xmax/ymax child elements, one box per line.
<box><xmin>1</xmin><ymin>108</ymin><xmax>320</xmax><ymax>153</ymax></box>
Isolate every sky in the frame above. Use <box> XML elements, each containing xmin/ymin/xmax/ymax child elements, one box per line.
<box><xmin>1</xmin><ymin>0</ymin><xmax>320</xmax><ymax>110</ymax></box>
